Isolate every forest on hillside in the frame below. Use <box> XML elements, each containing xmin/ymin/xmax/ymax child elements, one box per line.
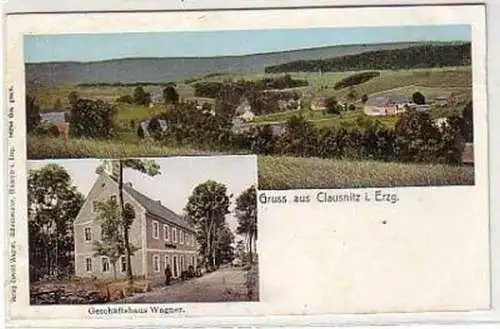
<box><xmin>265</xmin><ymin>43</ymin><xmax>471</xmax><ymax>73</ymax></box>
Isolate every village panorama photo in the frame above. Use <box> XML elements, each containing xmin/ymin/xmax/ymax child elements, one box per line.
<box><xmin>27</xmin><ymin>155</ymin><xmax>259</xmax><ymax>305</ymax></box>
<box><xmin>25</xmin><ymin>25</ymin><xmax>474</xmax><ymax>189</ymax></box>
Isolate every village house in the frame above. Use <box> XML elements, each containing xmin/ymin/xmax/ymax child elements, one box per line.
<box><xmin>73</xmin><ymin>172</ymin><xmax>198</xmax><ymax>280</ymax></box>
<box><xmin>40</xmin><ymin>111</ymin><xmax>70</xmax><ymax>138</ymax></box>
<box><xmin>364</xmin><ymin>94</ymin><xmax>412</xmax><ymax>116</ymax></box>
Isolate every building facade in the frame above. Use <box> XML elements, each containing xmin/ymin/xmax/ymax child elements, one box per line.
<box><xmin>73</xmin><ymin>173</ymin><xmax>198</xmax><ymax>280</ymax></box>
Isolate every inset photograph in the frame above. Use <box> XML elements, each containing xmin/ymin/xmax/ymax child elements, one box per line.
<box><xmin>27</xmin><ymin>155</ymin><xmax>258</xmax><ymax>304</ymax></box>
<box><xmin>25</xmin><ymin>25</ymin><xmax>475</xmax><ymax>189</ymax></box>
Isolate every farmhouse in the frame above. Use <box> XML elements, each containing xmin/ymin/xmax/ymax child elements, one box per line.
<box><xmin>364</xmin><ymin>95</ymin><xmax>411</xmax><ymax>116</ymax></box>
<box><xmin>73</xmin><ymin>172</ymin><xmax>198</xmax><ymax>280</ymax></box>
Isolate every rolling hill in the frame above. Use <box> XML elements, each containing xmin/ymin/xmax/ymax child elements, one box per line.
<box><xmin>26</xmin><ymin>41</ymin><xmax>453</xmax><ymax>87</ymax></box>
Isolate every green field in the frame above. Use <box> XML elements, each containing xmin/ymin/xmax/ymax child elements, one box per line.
<box><xmin>258</xmin><ymin>156</ymin><xmax>474</xmax><ymax>190</ymax></box>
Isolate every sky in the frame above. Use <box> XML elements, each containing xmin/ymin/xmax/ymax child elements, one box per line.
<box><xmin>26</xmin><ymin>156</ymin><xmax>257</xmax><ymax>238</ymax></box>
<box><xmin>24</xmin><ymin>24</ymin><xmax>471</xmax><ymax>63</ymax></box>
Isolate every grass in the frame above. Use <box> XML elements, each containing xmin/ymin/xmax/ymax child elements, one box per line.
<box><xmin>258</xmin><ymin>155</ymin><xmax>474</xmax><ymax>190</ymax></box>
<box><xmin>27</xmin><ymin>135</ymin><xmax>219</xmax><ymax>159</ymax></box>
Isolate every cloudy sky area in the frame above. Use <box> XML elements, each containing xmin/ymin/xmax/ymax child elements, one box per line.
<box><xmin>24</xmin><ymin>24</ymin><xmax>471</xmax><ymax>62</ymax></box>
<box><xmin>27</xmin><ymin>156</ymin><xmax>257</xmax><ymax>236</ymax></box>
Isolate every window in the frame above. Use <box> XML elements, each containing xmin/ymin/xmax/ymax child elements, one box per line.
<box><xmin>84</xmin><ymin>227</ymin><xmax>92</xmax><ymax>242</ymax></box>
<box><xmin>85</xmin><ymin>257</ymin><xmax>92</xmax><ymax>272</ymax></box>
<box><xmin>180</xmin><ymin>230</ymin><xmax>184</xmax><ymax>244</ymax></box>
<box><xmin>110</xmin><ymin>195</ymin><xmax>117</xmax><ymax>203</ymax></box>
<box><xmin>164</xmin><ymin>255</ymin><xmax>169</xmax><ymax>269</ymax></box>
<box><xmin>152</xmin><ymin>220</ymin><xmax>159</xmax><ymax>239</ymax></box>
<box><xmin>163</xmin><ymin>225</ymin><xmax>169</xmax><ymax>241</ymax></box>
<box><xmin>153</xmin><ymin>255</ymin><xmax>160</xmax><ymax>273</ymax></box>
<box><xmin>120</xmin><ymin>256</ymin><xmax>127</xmax><ymax>273</ymax></box>
<box><xmin>101</xmin><ymin>257</ymin><xmax>110</xmax><ymax>273</ymax></box>
<box><xmin>191</xmin><ymin>256</ymin><xmax>195</xmax><ymax>268</ymax></box>
<box><xmin>172</xmin><ymin>227</ymin><xmax>177</xmax><ymax>243</ymax></box>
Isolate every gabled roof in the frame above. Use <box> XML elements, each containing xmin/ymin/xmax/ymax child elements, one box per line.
<box><xmin>123</xmin><ymin>182</ymin><xmax>194</xmax><ymax>232</ymax></box>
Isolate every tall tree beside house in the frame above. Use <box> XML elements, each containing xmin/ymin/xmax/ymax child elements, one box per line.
<box><xmin>96</xmin><ymin>159</ymin><xmax>160</xmax><ymax>285</ymax></box>
<box><xmin>185</xmin><ymin>180</ymin><xmax>231</xmax><ymax>272</ymax></box>
<box><xmin>235</xmin><ymin>185</ymin><xmax>257</xmax><ymax>264</ymax></box>
<box><xmin>92</xmin><ymin>197</ymin><xmax>138</xmax><ymax>280</ymax></box>
<box><xmin>28</xmin><ymin>164</ymin><xmax>84</xmax><ymax>282</ymax></box>
<box><xmin>26</xmin><ymin>95</ymin><xmax>41</xmax><ymax>133</ymax></box>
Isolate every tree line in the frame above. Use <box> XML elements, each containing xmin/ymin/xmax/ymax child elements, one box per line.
<box><xmin>28</xmin><ymin>160</ymin><xmax>257</xmax><ymax>282</ymax></box>
<box><xmin>265</xmin><ymin>43</ymin><xmax>472</xmax><ymax>73</ymax></box>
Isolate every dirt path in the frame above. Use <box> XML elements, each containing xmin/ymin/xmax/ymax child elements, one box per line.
<box><xmin>117</xmin><ymin>266</ymin><xmax>252</xmax><ymax>303</ymax></box>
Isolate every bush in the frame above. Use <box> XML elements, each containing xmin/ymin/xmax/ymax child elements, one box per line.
<box><xmin>69</xmin><ymin>98</ymin><xmax>116</xmax><ymax>138</ymax></box>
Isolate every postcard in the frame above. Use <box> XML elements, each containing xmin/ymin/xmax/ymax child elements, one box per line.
<box><xmin>4</xmin><ymin>3</ymin><xmax>490</xmax><ymax>327</ymax></box>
